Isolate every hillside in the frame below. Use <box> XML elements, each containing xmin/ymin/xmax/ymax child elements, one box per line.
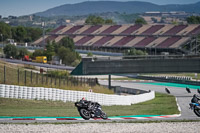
<box><xmin>35</xmin><ymin>1</ymin><xmax>200</xmax><ymax>17</ymax></box>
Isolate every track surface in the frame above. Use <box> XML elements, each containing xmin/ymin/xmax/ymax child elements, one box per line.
<box><xmin>0</xmin><ymin>80</ymin><xmax>200</xmax><ymax>123</ymax></box>
<box><xmin>100</xmin><ymin>80</ymin><xmax>200</xmax><ymax>120</ymax></box>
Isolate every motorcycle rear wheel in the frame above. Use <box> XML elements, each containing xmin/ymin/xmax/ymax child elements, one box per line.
<box><xmin>80</xmin><ymin>108</ymin><xmax>91</xmax><ymax>120</ymax></box>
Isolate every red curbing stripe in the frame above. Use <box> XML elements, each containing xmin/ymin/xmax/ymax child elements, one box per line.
<box><xmin>122</xmin><ymin>117</ymin><xmax>137</xmax><ymax>119</ymax></box>
<box><xmin>93</xmin><ymin>118</ymin><xmax>102</xmax><ymax>120</ymax></box>
<box><xmin>159</xmin><ymin>116</ymin><xmax>171</xmax><ymax>118</ymax></box>
<box><xmin>13</xmin><ymin>118</ymin><xmax>35</xmax><ymax>120</ymax></box>
<box><xmin>145</xmin><ymin>117</ymin><xmax>154</xmax><ymax>119</ymax></box>
<box><xmin>56</xmin><ymin>118</ymin><xmax>77</xmax><ymax>120</ymax></box>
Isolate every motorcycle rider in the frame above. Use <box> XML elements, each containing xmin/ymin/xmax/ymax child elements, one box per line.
<box><xmin>191</xmin><ymin>94</ymin><xmax>200</xmax><ymax>104</ymax></box>
<box><xmin>80</xmin><ymin>97</ymin><xmax>96</xmax><ymax>111</ymax></box>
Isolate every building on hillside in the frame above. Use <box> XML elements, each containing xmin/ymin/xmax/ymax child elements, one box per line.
<box><xmin>33</xmin><ymin>24</ymin><xmax>200</xmax><ymax>55</ymax></box>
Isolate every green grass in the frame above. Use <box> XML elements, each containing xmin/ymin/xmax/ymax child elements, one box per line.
<box><xmin>0</xmin><ymin>93</ymin><xmax>179</xmax><ymax>117</ymax></box>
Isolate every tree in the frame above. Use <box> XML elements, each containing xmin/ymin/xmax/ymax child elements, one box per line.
<box><xmin>59</xmin><ymin>37</ymin><xmax>75</xmax><ymax>51</ymax></box>
<box><xmin>105</xmin><ymin>19</ymin><xmax>114</xmax><ymax>24</ymax></box>
<box><xmin>26</xmin><ymin>27</ymin><xmax>42</xmax><ymax>42</ymax></box>
<box><xmin>0</xmin><ymin>22</ymin><xmax>11</xmax><ymax>41</ymax></box>
<box><xmin>17</xmin><ymin>48</ymin><xmax>28</xmax><ymax>59</ymax></box>
<box><xmin>85</xmin><ymin>15</ymin><xmax>114</xmax><ymax>25</ymax></box>
<box><xmin>187</xmin><ymin>16</ymin><xmax>200</xmax><ymax>24</ymax></box>
<box><xmin>32</xmin><ymin>49</ymin><xmax>44</xmax><ymax>57</ymax></box>
<box><xmin>3</xmin><ymin>44</ymin><xmax>18</xmax><ymax>58</ymax></box>
<box><xmin>43</xmin><ymin>42</ymin><xmax>55</xmax><ymax>61</ymax></box>
<box><xmin>135</xmin><ymin>18</ymin><xmax>147</xmax><ymax>24</ymax></box>
<box><xmin>87</xmin><ymin>52</ymin><xmax>93</xmax><ymax>57</ymax></box>
<box><xmin>15</xmin><ymin>26</ymin><xmax>27</xmax><ymax>42</ymax></box>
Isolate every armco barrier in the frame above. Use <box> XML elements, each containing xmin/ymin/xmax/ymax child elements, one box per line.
<box><xmin>0</xmin><ymin>84</ymin><xmax>155</xmax><ymax>106</ymax></box>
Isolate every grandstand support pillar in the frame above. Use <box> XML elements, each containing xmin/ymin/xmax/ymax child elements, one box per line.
<box><xmin>108</xmin><ymin>75</ymin><xmax>111</xmax><ymax>89</ymax></box>
<box><xmin>195</xmin><ymin>37</ymin><xmax>198</xmax><ymax>54</ymax></box>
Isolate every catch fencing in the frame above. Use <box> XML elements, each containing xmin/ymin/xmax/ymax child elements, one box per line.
<box><xmin>0</xmin><ymin>84</ymin><xmax>155</xmax><ymax>106</ymax></box>
<box><xmin>0</xmin><ymin>64</ymin><xmax>98</xmax><ymax>87</ymax></box>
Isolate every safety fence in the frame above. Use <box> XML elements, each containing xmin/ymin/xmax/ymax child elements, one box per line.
<box><xmin>0</xmin><ymin>84</ymin><xmax>155</xmax><ymax>106</ymax></box>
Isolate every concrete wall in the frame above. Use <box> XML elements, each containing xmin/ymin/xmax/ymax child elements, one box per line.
<box><xmin>82</xmin><ymin>58</ymin><xmax>200</xmax><ymax>75</ymax></box>
<box><xmin>0</xmin><ymin>84</ymin><xmax>155</xmax><ymax>106</ymax></box>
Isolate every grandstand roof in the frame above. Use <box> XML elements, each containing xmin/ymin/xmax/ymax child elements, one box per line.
<box><xmin>33</xmin><ymin>24</ymin><xmax>200</xmax><ymax>49</ymax></box>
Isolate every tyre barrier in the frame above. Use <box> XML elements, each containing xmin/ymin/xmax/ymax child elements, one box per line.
<box><xmin>0</xmin><ymin>84</ymin><xmax>155</xmax><ymax>106</ymax></box>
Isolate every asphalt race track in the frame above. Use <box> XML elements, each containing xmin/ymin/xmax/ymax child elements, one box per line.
<box><xmin>99</xmin><ymin>80</ymin><xmax>200</xmax><ymax>120</ymax></box>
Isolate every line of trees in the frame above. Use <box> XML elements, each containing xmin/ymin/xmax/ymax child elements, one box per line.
<box><xmin>33</xmin><ymin>37</ymin><xmax>81</xmax><ymax>66</ymax></box>
<box><xmin>0</xmin><ymin>22</ymin><xmax>43</xmax><ymax>43</ymax></box>
<box><xmin>85</xmin><ymin>15</ymin><xmax>115</xmax><ymax>25</ymax></box>
<box><xmin>3</xmin><ymin>36</ymin><xmax>81</xmax><ymax>67</ymax></box>
<box><xmin>3</xmin><ymin>44</ymin><xmax>29</xmax><ymax>59</ymax></box>
<box><xmin>187</xmin><ymin>16</ymin><xmax>200</xmax><ymax>24</ymax></box>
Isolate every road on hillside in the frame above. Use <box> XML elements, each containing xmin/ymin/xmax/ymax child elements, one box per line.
<box><xmin>0</xmin><ymin>58</ymin><xmax>74</xmax><ymax>70</ymax></box>
<box><xmin>99</xmin><ymin>80</ymin><xmax>200</xmax><ymax>120</ymax></box>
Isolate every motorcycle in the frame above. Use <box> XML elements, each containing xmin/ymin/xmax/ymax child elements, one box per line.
<box><xmin>75</xmin><ymin>100</ymin><xmax>108</xmax><ymax>120</ymax></box>
<box><xmin>189</xmin><ymin>94</ymin><xmax>200</xmax><ymax>117</ymax></box>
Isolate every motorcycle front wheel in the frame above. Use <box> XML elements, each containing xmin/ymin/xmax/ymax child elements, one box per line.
<box><xmin>100</xmin><ymin>112</ymin><xmax>108</xmax><ymax>120</ymax></box>
<box><xmin>194</xmin><ymin>107</ymin><xmax>200</xmax><ymax>117</ymax></box>
<box><xmin>80</xmin><ymin>108</ymin><xmax>91</xmax><ymax>120</ymax></box>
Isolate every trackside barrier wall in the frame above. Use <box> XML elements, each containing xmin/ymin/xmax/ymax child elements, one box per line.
<box><xmin>0</xmin><ymin>84</ymin><xmax>155</xmax><ymax>106</ymax></box>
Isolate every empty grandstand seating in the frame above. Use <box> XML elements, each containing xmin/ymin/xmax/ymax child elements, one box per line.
<box><xmin>34</xmin><ymin>24</ymin><xmax>200</xmax><ymax>52</ymax></box>
<box><xmin>93</xmin><ymin>36</ymin><xmax>114</xmax><ymax>47</ymax></box>
<box><xmin>142</xmin><ymin>25</ymin><xmax>164</xmax><ymax>35</ymax></box>
<box><xmin>112</xmin><ymin>36</ymin><xmax>135</xmax><ymax>47</ymax></box>
<box><xmin>134</xmin><ymin>37</ymin><xmax>157</xmax><ymax>48</ymax></box>
<box><xmin>120</xmin><ymin>25</ymin><xmax>142</xmax><ymax>34</ymax></box>
<box><xmin>156</xmin><ymin>37</ymin><xmax>181</xmax><ymax>48</ymax></box>
<box><xmin>49</xmin><ymin>25</ymin><xmax>66</xmax><ymax>34</ymax></box>
<box><xmin>75</xmin><ymin>36</ymin><xmax>94</xmax><ymax>46</ymax></box>
<box><xmin>187</xmin><ymin>25</ymin><xmax>200</xmax><ymax>35</ymax></box>
<box><xmin>104</xmin><ymin>36</ymin><xmax>124</xmax><ymax>47</ymax></box>
<box><xmin>163</xmin><ymin>25</ymin><xmax>188</xmax><ymax>35</ymax></box>
<box><xmin>81</xmin><ymin>25</ymin><xmax>102</xmax><ymax>34</ymax></box>
<box><xmin>63</xmin><ymin>25</ymin><xmax>84</xmax><ymax>34</ymax></box>
<box><xmin>101</xmin><ymin>25</ymin><xmax>121</xmax><ymax>34</ymax></box>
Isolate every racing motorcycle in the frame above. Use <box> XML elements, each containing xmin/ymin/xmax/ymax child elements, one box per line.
<box><xmin>75</xmin><ymin>99</ymin><xmax>108</xmax><ymax>120</ymax></box>
<box><xmin>189</xmin><ymin>94</ymin><xmax>200</xmax><ymax>117</ymax></box>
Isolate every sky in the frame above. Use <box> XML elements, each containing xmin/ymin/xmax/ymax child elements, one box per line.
<box><xmin>0</xmin><ymin>0</ymin><xmax>199</xmax><ymax>17</ymax></box>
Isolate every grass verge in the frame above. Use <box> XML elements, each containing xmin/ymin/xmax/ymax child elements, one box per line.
<box><xmin>0</xmin><ymin>93</ymin><xmax>179</xmax><ymax>117</ymax></box>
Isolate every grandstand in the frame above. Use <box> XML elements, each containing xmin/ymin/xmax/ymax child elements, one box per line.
<box><xmin>33</xmin><ymin>24</ymin><xmax>200</xmax><ymax>54</ymax></box>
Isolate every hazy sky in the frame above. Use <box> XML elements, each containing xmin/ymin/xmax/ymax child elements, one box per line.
<box><xmin>0</xmin><ymin>0</ymin><xmax>199</xmax><ymax>17</ymax></box>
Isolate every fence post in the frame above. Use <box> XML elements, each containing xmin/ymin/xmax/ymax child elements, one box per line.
<box><xmin>36</xmin><ymin>73</ymin><xmax>38</xmax><ymax>84</ymax></box>
<box><xmin>18</xmin><ymin>68</ymin><xmax>20</xmax><ymax>85</ymax></box>
<box><xmin>42</xmin><ymin>73</ymin><xmax>44</xmax><ymax>85</ymax></box>
<box><xmin>59</xmin><ymin>76</ymin><xmax>61</xmax><ymax>87</ymax></box>
<box><xmin>46</xmin><ymin>70</ymin><xmax>48</xmax><ymax>85</ymax></box>
<box><xmin>4</xmin><ymin>65</ymin><xmax>6</xmax><ymax>84</ymax></box>
<box><xmin>64</xmin><ymin>76</ymin><xmax>66</xmax><ymax>85</ymax></box>
<box><xmin>66</xmin><ymin>76</ymin><xmax>68</xmax><ymax>86</ymax></box>
<box><xmin>51</xmin><ymin>74</ymin><xmax>52</xmax><ymax>87</ymax></box>
<box><xmin>54</xmin><ymin>75</ymin><xmax>56</xmax><ymax>86</ymax></box>
<box><xmin>31</xmin><ymin>70</ymin><xmax>32</xmax><ymax>84</ymax></box>
<box><xmin>24</xmin><ymin>70</ymin><xmax>26</xmax><ymax>85</ymax></box>
<box><xmin>80</xmin><ymin>77</ymin><xmax>82</xmax><ymax>86</ymax></box>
